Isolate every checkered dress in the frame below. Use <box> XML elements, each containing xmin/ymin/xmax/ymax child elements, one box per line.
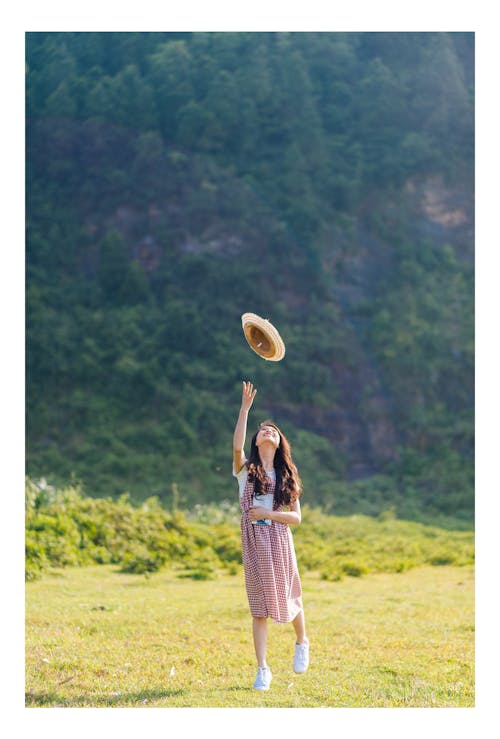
<box><xmin>240</xmin><ymin>471</ymin><xmax>303</xmax><ymax>624</ymax></box>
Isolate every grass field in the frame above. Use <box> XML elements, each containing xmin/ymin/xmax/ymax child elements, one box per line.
<box><xmin>25</xmin><ymin>563</ymin><xmax>474</xmax><ymax>708</ymax></box>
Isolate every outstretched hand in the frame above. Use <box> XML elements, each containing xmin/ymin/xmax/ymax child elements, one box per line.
<box><xmin>241</xmin><ymin>381</ymin><xmax>257</xmax><ymax>412</ymax></box>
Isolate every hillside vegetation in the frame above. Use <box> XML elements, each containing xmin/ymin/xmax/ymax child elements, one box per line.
<box><xmin>25</xmin><ymin>479</ymin><xmax>474</xmax><ymax>582</ymax></box>
<box><xmin>26</xmin><ymin>32</ymin><xmax>474</xmax><ymax>522</ymax></box>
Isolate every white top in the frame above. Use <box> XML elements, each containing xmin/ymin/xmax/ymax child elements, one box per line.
<box><xmin>233</xmin><ymin>465</ymin><xmax>275</xmax><ymax>512</ymax></box>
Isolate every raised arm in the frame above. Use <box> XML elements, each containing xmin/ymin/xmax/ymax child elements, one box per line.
<box><xmin>233</xmin><ymin>381</ymin><xmax>257</xmax><ymax>473</ymax></box>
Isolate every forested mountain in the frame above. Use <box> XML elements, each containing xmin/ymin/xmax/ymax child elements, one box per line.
<box><xmin>26</xmin><ymin>32</ymin><xmax>474</xmax><ymax>525</ymax></box>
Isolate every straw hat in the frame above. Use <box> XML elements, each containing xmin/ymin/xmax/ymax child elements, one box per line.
<box><xmin>241</xmin><ymin>313</ymin><xmax>285</xmax><ymax>361</ymax></box>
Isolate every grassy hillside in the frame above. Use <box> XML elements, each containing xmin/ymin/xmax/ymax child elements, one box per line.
<box><xmin>26</xmin><ymin>32</ymin><xmax>474</xmax><ymax>521</ymax></box>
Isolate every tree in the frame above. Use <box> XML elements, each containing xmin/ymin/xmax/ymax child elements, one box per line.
<box><xmin>45</xmin><ymin>81</ymin><xmax>77</xmax><ymax>117</ymax></box>
<box><xmin>97</xmin><ymin>229</ymin><xmax>130</xmax><ymax>304</ymax></box>
<box><xmin>110</xmin><ymin>64</ymin><xmax>158</xmax><ymax>131</ymax></box>
<box><xmin>148</xmin><ymin>41</ymin><xmax>194</xmax><ymax>140</ymax></box>
<box><xmin>26</xmin><ymin>37</ymin><xmax>78</xmax><ymax>115</ymax></box>
<box><xmin>416</xmin><ymin>35</ymin><xmax>473</xmax><ymax>164</ymax></box>
<box><xmin>353</xmin><ymin>57</ymin><xmax>409</xmax><ymax>186</ymax></box>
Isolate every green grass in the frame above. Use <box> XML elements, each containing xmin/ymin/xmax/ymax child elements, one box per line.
<box><xmin>25</xmin><ymin>564</ymin><xmax>474</xmax><ymax>707</ymax></box>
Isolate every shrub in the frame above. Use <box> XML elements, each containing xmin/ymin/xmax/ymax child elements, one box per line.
<box><xmin>320</xmin><ymin>568</ymin><xmax>344</xmax><ymax>582</ymax></box>
<box><xmin>341</xmin><ymin>561</ymin><xmax>369</xmax><ymax>577</ymax></box>
<box><xmin>120</xmin><ymin>545</ymin><xmax>167</xmax><ymax>574</ymax></box>
<box><xmin>25</xmin><ymin>530</ymin><xmax>49</xmax><ymax>581</ymax></box>
<box><xmin>177</xmin><ymin>546</ymin><xmax>220</xmax><ymax>580</ymax></box>
<box><xmin>212</xmin><ymin>524</ymin><xmax>241</xmax><ymax>563</ymax></box>
<box><xmin>430</xmin><ymin>550</ymin><xmax>458</xmax><ymax>566</ymax></box>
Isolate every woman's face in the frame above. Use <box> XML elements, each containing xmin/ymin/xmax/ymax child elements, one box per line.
<box><xmin>256</xmin><ymin>424</ymin><xmax>281</xmax><ymax>450</ymax></box>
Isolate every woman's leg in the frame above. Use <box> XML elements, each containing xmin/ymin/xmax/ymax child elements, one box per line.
<box><xmin>252</xmin><ymin>616</ymin><xmax>268</xmax><ymax>667</ymax></box>
<box><xmin>292</xmin><ymin>609</ymin><xmax>308</xmax><ymax>644</ymax></box>
<box><xmin>292</xmin><ymin>609</ymin><xmax>309</xmax><ymax>673</ymax></box>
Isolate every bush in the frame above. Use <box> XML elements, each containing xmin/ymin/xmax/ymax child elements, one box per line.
<box><xmin>430</xmin><ymin>550</ymin><xmax>458</xmax><ymax>566</ymax></box>
<box><xmin>177</xmin><ymin>546</ymin><xmax>220</xmax><ymax>580</ymax></box>
<box><xmin>341</xmin><ymin>561</ymin><xmax>369</xmax><ymax>577</ymax></box>
<box><xmin>120</xmin><ymin>545</ymin><xmax>167</xmax><ymax>574</ymax></box>
<box><xmin>25</xmin><ymin>530</ymin><xmax>49</xmax><ymax>581</ymax></box>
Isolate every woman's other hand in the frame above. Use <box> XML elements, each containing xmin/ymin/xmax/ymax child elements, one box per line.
<box><xmin>248</xmin><ymin>505</ymin><xmax>271</xmax><ymax>521</ymax></box>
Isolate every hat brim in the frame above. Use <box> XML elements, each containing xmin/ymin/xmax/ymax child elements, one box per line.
<box><xmin>241</xmin><ymin>313</ymin><xmax>285</xmax><ymax>361</ymax></box>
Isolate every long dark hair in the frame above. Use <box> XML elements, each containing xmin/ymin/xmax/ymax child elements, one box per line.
<box><xmin>246</xmin><ymin>420</ymin><xmax>302</xmax><ymax>508</ymax></box>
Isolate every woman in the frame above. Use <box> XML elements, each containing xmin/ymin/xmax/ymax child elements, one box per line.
<box><xmin>233</xmin><ymin>380</ymin><xmax>309</xmax><ymax>691</ymax></box>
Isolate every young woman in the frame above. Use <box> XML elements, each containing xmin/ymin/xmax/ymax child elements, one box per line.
<box><xmin>233</xmin><ymin>380</ymin><xmax>309</xmax><ymax>691</ymax></box>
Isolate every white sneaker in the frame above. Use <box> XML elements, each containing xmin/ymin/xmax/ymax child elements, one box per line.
<box><xmin>253</xmin><ymin>666</ymin><xmax>272</xmax><ymax>690</ymax></box>
<box><xmin>293</xmin><ymin>640</ymin><xmax>309</xmax><ymax>673</ymax></box>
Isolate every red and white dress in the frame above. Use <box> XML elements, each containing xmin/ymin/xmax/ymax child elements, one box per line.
<box><xmin>235</xmin><ymin>466</ymin><xmax>303</xmax><ymax>624</ymax></box>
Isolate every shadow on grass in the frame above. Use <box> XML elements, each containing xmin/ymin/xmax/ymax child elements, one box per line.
<box><xmin>25</xmin><ymin>687</ymin><xmax>186</xmax><ymax>707</ymax></box>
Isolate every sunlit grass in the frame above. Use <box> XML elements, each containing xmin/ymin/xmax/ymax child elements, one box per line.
<box><xmin>25</xmin><ymin>564</ymin><xmax>474</xmax><ymax>707</ymax></box>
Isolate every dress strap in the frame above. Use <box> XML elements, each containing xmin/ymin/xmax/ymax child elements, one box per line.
<box><xmin>240</xmin><ymin>469</ymin><xmax>254</xmax><ymax>512</ymax></box>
